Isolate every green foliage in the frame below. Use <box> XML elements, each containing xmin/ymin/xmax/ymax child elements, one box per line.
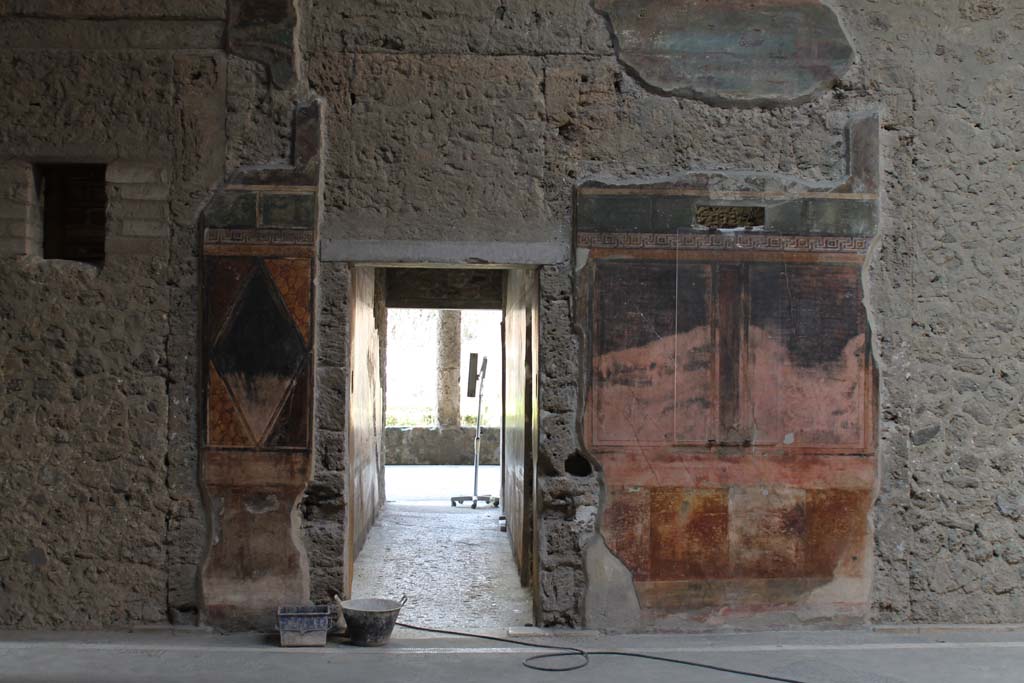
<box><xmin>385</xmin><ymin>407</ymin><xmax>436</xmax><ymax>428</ymax></box>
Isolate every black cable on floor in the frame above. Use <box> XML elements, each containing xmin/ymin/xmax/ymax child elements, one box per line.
<box><xmin>394</xmin><ymin>621</ymin><xmax>810</xmax><ymax>682</ymax></box>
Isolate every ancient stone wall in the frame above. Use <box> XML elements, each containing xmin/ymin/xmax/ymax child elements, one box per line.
<box><xmin>855</xmin><ymin>0</ymin><xmax>1024</xmax><ymax>624</ymax></box>
<box><xmin>0</xmin><ymin>7</ymin><xmax>226</xmax><ymax>625</ymax></box>
<box><xmin>0</xmin><ymin>256</ymin><xmax>172</xmax><ymax>627</ymax></box>
<box><xmin>384</xmin><ymin>427</ymin><xmax>500</xmax><ymax>466</ymax></box>
<box><xmin>2</xmin><ymin>0</ymin><xmax>1023</xmax><ymax>629</ymax></box>
<box><xmin>306</xmin><ymin>260</ymin><xmax>349</xmax><ymax>605</ymax></box>
<box><xmin>301</xmin><ymin>0</ymin><xmax>1024</xmax><ymax>626</ymax></box>
<box><xmin>0</xmin><ymin>0</ymin><xmax>301</xmax><ymax>628</ymax></box>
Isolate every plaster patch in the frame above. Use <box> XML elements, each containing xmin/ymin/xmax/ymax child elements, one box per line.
<box><xmin>593</xmin><ymin>0</ymin><xmax>853</xmax><ymax>107</ymax></box>
<box><xmin>584</xmin><ymin>535</ymin><xmax>642</xmax><ymax>629</ymax></box>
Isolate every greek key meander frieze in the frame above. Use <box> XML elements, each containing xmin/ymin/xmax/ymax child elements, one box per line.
<box><xmin>576</xmin><ymin>232</ymin><xmax>870</xmax><ymax>254</ymax></box>
<box><xmin>204</xmin><ymin>228</ymin><xmax>315</xmax><ymax>245</ymax></box>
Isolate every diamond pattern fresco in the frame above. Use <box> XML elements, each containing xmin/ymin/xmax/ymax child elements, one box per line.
<box><xmin>205</xmin><ymin>257</ymin><xmax>257</xmax><ymax>345</ymax></box>
<box><xmin>266</xmin><ymin>360</ymin><xmax>310</xmax><ymax>448</ymax></box>
<box><xmin>208</xmin><ymin>261</ymin><xmax>309</xmax><ymax>445</ymax></box>
<box><xmin>207</xmin><ymin>363</ymin><xmax>255</xmax><ymax>447</ymax></box>
<box><xmin>264</xmin><ymin>258</ymin><xmax>312</xmax><ymax>344</ymax></box>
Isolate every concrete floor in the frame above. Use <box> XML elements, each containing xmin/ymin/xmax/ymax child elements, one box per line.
<box><xmin>3</xmin><ymin>627</ymin><xmax>1024</xmax><ymax>682</ymax></box>
<box><xmin>350</xmin><ymin>465</ymin><xmax>532</xmax><ymax>629</ymax></box>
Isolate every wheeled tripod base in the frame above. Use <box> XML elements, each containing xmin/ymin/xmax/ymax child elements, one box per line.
<box><xmin>451</xmin><ymin>494</ymin><xmax>499</xmax><ymax>509</ymax></box>
<box><xmin>451</xmin><ymin>353</ymin><xmax>499</xmax><ymax>511</ymax></box>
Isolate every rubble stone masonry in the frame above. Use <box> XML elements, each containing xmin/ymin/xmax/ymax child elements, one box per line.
<box><xmin>2</xmin><ymin>0</ymin><xmax>1024</xmax><ymax>627</ymax></box>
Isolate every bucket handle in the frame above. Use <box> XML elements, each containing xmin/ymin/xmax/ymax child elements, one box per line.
<box><xmin>398</xmin><ymin>595</ymin><xmax>408</xmax><ymax>607</ymax></box>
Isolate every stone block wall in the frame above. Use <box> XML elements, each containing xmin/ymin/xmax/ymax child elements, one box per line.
<box><xmin>306</xmin><ymin>260</ymin><xmax>349</xmax><ymax>605</ymax></box>
<box><xmin>860</xmin><ymin>2</ymin><xmax>1024</xmax><ymax>623</ymax></box>
<box><xmin>535</xmin><ymin>263</ymin><xmax>598</xmax><ymax>626</ymax></box>
<box><xmin>384</xmin><ymin>427</ymin><xmax>500</xmax><ymax>466</ymax></box>
<box><xmin>0</xmin><ymin>162</ymin><xmax>41</xmax><ymax>256</ymax></box>
<box><xmin>0</xmin><ymin>2</ymin><xmax>274</xmax><ymax>628</ymax></box>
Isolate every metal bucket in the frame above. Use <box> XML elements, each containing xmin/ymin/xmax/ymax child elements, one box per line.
<box><xmin>339</xmin><ymin>596</ymin><xmax>407</xmax><ymax>647</ymax></box>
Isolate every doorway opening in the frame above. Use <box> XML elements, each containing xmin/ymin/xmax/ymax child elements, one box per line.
<box><xmin>346</xmin><ymin>266</ymin><xmax>538</xmax><ymax>631</ymax></box>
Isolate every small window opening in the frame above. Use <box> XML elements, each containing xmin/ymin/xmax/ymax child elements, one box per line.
<box><xmin>39</xmin><ymin>163</ymin><xmax>107</xmax><ymax>262</ymax></box>
<box><xmin>695</xmin><ymin>205</ymin><xmax>765</xmax><ymax>230</ymax></box>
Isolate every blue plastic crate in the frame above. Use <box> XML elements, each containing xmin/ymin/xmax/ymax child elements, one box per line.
<box><xmin>277</xmin><ymin>605</ymin><xmax>336</xmax><ymax>647</ymax></box>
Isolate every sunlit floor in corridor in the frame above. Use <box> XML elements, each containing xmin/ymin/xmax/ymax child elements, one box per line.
<box><xmin>350</xmin><ymin>466</ymin><xmax>533</xmax><ymax>631</ymax></box>
<box><xmin>383</xmin><ymin>464</ymin><xmax>501</xmax><ymax>506</ymax></box>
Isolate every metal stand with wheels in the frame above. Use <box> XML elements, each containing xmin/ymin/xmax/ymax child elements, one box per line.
<box><xmin>451</xmin><ymin>353</ymin><xmax>499</xmax><ymax>510</ymax></box>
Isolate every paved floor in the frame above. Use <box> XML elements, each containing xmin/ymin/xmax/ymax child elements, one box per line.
<box><xmin>2</xmin><ymin>627</ymin><xmax>1023</xmax><ymax>682</ymax></box>
<box><xmin>382</xmin><ymin>464</ymin><xmax>501</xmax><ymax>506</ymax></box>
<box><xmin>350</xmin><ymin>465</ymin><xmax>532</xmax><ymax>630</ymax></box>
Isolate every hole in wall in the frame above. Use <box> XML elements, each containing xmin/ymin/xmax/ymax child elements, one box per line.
<box><xmin>565</xmin><ymin>453</ymin><xmax>593</xmax><ymax>477</ymax></box>
<box><xmin>558</xmin><ymin>123</ymin><xmax>578</xmax><ymax>141</ymax></box>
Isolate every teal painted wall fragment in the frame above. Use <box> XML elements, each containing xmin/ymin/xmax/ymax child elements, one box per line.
<box><xmin>594</xmin><ymin>0</ymin><xmax>854</xmax><ymax>107</ymax></box>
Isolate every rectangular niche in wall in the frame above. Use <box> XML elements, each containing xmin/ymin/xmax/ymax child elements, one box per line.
<box><xmin>38</xmin><ymin>163</ymin><xmax>107</xmax><ymax>262</ymax></box>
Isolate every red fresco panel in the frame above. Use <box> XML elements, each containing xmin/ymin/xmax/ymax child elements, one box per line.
<box><xmin>803</xmin><ymin>488</ymin><xmax>872</xmax><ymax>578</ymax></box>
<box><xmin>584</xmin><ymin>249</ymin><xmax>876</xmax><ymax>615</ymax></box>
<box><xmin>673</xmin><ymin>264</ymin><xmax>715</xmax><ymax>445</ymax></box>
<box><xmin>264</xmin><ymin>258</ymin><xmax>313</xmax><ymax>345</ymax></box>
<box><xmin>599</xmin><ymin>451</ymin><xmax>876</xmax><ymax>491</ymax></box>
<box><xmin>649</xmin><ymin>487</ymin><xmax>729</xmax><ymax>581</ymax></box>
<box><xmin>602</xmin><ymin>486</ymin><xmax>651</xmax><ymax>579</ymax></box>
<box><xmin>747</xmin><ymin>264</ymin><xmax>867</xmax><ymax>450</ymax></box>
<box><xmin>715</xmin><ymin>266</ymin><xmax>745</xmax><ymax>443</ymax></box>
<box><xmin>206</xmin><ymin>362</ymin><xmax>254</xmax><ymax>447</ymax></box>
<box><xmin>265</xmin><ymin>359</ymin><xmax>311</xmax><ymax>449</ymax></box>
<box><xmin>728</xmin><ymin>486</ymin><xmax>807</xmax><ymax>579</ymax></box>
<box><xmin>592</xmin><ymin>260</ymin><xmax>679</xmax><ymax>446</ymax></box>
<box><xmin>204</xmin><ymin>256</ymin><xmax>256</xmax><ymax>345</ymax></box>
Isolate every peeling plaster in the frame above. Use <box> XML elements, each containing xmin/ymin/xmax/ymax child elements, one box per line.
<box><xmin>592</xmin><ymin>0</ymin><xmax>854</xmax><ymax>107</ymax></box>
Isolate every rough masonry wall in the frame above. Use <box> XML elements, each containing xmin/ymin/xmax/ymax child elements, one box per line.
<box><xmin>306</xmin><ymin>261</ymin><xmax>349</xmax><ymax>604</ymax></box>
<box><xmin>1</xmin><ymin>0</ymin><xmax>1022</xmax><ymax>630</ymax></box>
<box><xmin>535</xmin><ymin>263</ymin><xmax>598</xmax><ymax>625</ymax></box>
<box><xmin>302</xmin><ymin>0</ymin><xmax>1024</xmax><ymax>625</ymax></box>
<box><xmin>856</xmin><ymin>1</ymin><xmax>1024</xmax><ymax>624</ymax></box>
<box><xmin>0</xmin><ymin>258</ymin><xmax>171</xmax><ymax>627</ymax></box>
<box><xmin>0</xmin><ymin>5</ymin><xmax>227</xmax><ymax>627</ymax></box>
